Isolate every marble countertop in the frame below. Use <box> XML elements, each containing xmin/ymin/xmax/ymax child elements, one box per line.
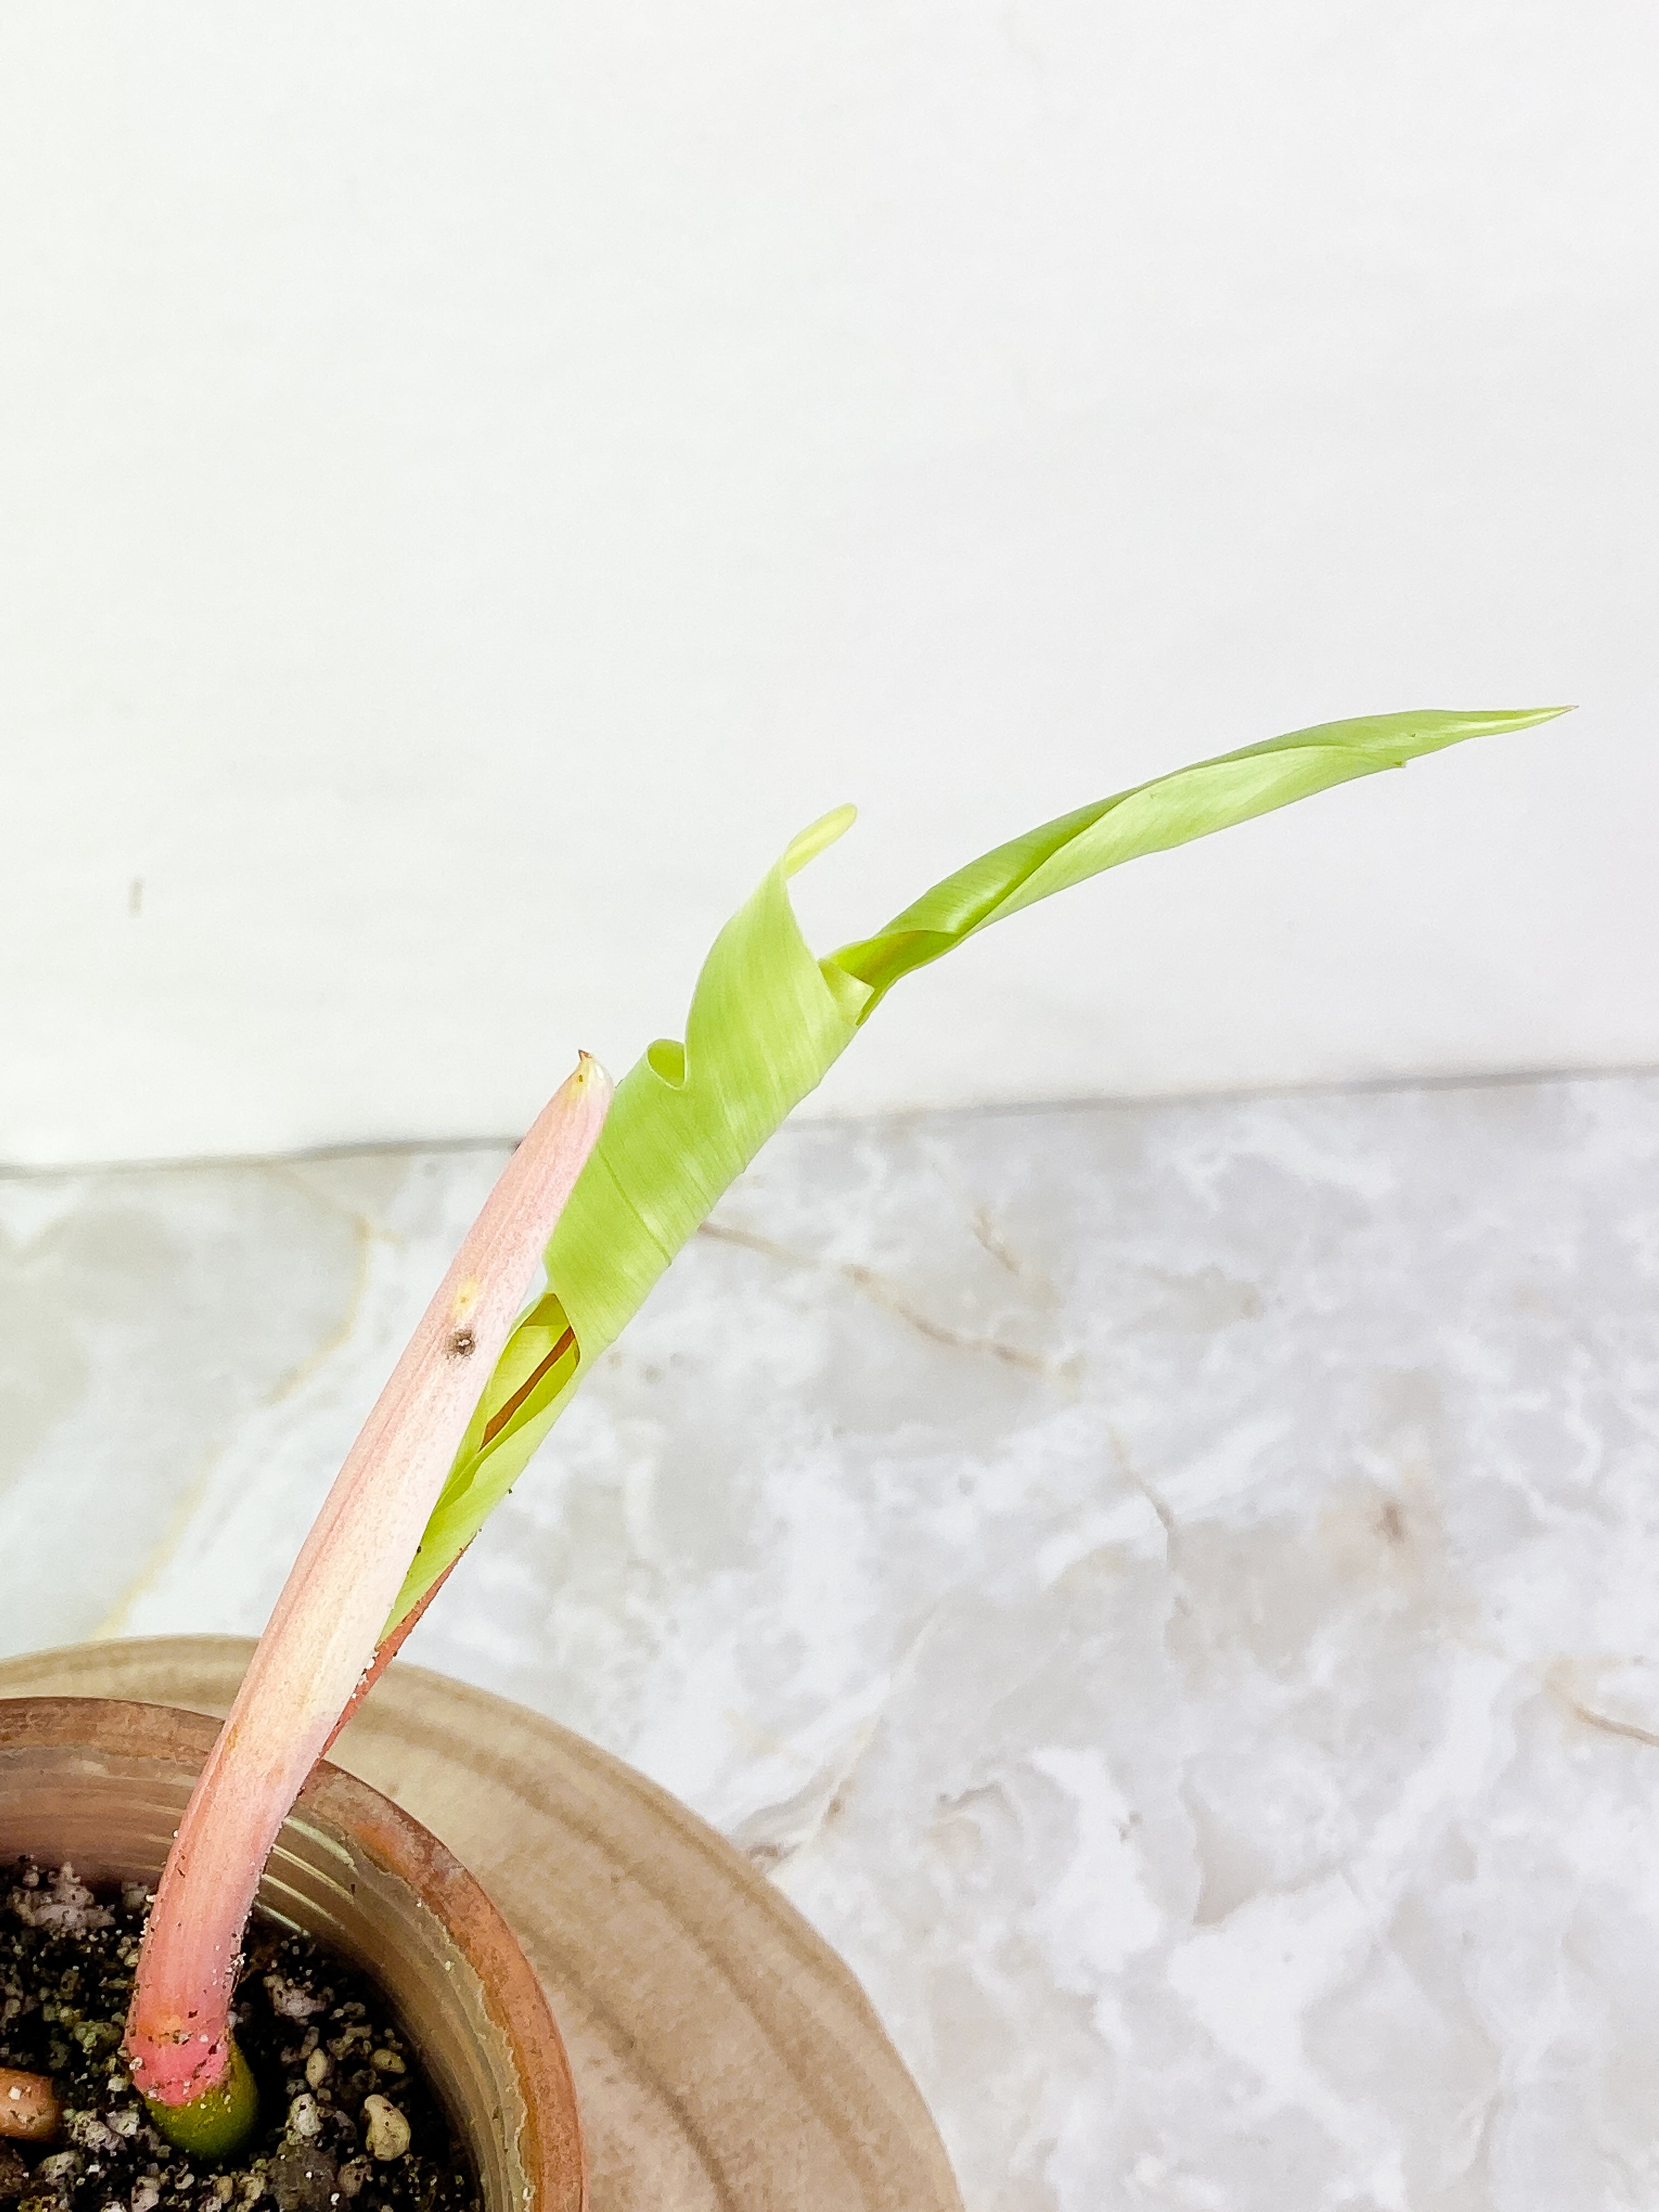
<box><xmin>5</xmin><ymin>1072</ymin><xmax>1659</xmax><ymax>2210</ymax></box>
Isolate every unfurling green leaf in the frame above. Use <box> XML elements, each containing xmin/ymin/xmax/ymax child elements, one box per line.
<box><xmin>390</xmin><ymin>704</ymin><xmax>1567</xmax><ymax>1628</ymax></box>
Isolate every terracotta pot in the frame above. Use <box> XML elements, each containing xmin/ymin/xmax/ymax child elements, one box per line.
<box><xmin>0</xmin><ymin>1697</ymin><xmax>585</xmax><ymax>2212</ymax></box>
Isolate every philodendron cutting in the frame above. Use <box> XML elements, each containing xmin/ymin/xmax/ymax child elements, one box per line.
<box><xmin>116</xmin><ymin>705</ymin><xmax>1562</xmax><ymax>2154</ymax></box>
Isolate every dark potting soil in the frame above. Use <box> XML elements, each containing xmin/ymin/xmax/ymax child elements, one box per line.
<box><xmin>0</xmin><ymin>1863</ymin><xmax>481</xmax><ymax>2212</ymax></box>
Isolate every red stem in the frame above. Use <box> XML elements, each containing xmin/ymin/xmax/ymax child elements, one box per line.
<box><xmin>126</xmin><ymin>1057</ymin><xmax>611</xmax><ymax>2107</ymax></box>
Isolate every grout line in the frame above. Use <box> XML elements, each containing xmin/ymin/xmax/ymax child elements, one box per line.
<box><xmin>2</xmin><ymin>1058</ymin><xmax>1656</xmax><ymax>1181</ymax></box>
<box><xmin>848</xmin><ymin>1058</ymin><xmax>1659</xmax><ymax>1128</ymax></box>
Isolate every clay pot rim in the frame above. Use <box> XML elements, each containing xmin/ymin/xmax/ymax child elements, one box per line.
<box><xmin>0</xmin><ymin>1694</ymin><xmax>585</xmax><ymax>2212</ymax></box>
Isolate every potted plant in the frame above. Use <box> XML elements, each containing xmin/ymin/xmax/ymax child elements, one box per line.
<box><xmin>0</xmin><ymin>708</ymin><xmax>1562</xmax><ymax>2211</ymax></box>
<box><xmin>0</xmin><ymin>1700</ymin><xmax>585</xmax><ymax>2212</ymax></box>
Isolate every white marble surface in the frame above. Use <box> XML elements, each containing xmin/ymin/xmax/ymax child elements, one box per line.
<box><xmin>6</xmin><ymin>1074</ymin><xmax>1659</xmax><ymax>2209</ymax></box>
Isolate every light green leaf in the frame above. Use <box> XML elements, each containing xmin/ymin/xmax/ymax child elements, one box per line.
<box><xmin>832</xmin><ymin>707</ymin><xmax>1567</xmax><ymax>1012</ymax></box>
<box><xmin>389</xmin><ymin>704</ymin><xmax>1565</xmax><ymax>1628</ymax></box>
<box><xmin>390</xmin><ymin>803</ymin><xmax>871</xmax><ymax>1621</ymax></box>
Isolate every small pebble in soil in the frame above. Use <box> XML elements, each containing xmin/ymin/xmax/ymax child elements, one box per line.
<box><xmin>0</xmin><ymin>1861</ymin><xmax>481</xmax><ymax>2212</ymax></box>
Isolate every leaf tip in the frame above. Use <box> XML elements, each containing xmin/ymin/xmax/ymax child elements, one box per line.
<box><xmin>783</xmin><ymin>804</ymin><xmax>858</xmax><ymax>877</ymax></box>
<box><xmin>574</xmin><ymin>1047</ymin><xmax>613</xmax><ymax>1092</ymax></box>
<box><xmin>1502</xmin><ymin>703</ymin><xmax>1576</xmax><ymax>729</ymax></box>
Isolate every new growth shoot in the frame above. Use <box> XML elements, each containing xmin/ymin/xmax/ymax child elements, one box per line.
<box><xmin>124</xmin><ymin>1054</ymin><xmax>613</xmax><ymax>2152</ymax></box>
<box><xmin>121</xmin><ymin>706</ymin><xmax>1567</xmax><ymax>2157</ymax></box>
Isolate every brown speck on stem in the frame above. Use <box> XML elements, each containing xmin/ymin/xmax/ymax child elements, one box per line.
<box><xmin>447</xmin><ymin>1328</ymin><xmax>476</xmax><ymax>1359</ymax></box>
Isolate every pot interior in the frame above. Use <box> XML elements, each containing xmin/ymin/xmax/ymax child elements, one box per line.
<box><xmin>0</xmin><ymin>1701</ymin><xmax>564</xmax><ymax>2212</ymax></box>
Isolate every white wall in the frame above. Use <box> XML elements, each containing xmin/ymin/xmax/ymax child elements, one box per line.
<box><xmin>1</xmin><ymin>3</ymin><xmax>1652</xmax><ymax>1165</ymax></box>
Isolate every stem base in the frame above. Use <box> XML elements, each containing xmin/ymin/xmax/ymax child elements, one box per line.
<box><xmin>145</xmin><ymin>2038</ymin><xmax>258</xmax><ymax>2163</ymax></box>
